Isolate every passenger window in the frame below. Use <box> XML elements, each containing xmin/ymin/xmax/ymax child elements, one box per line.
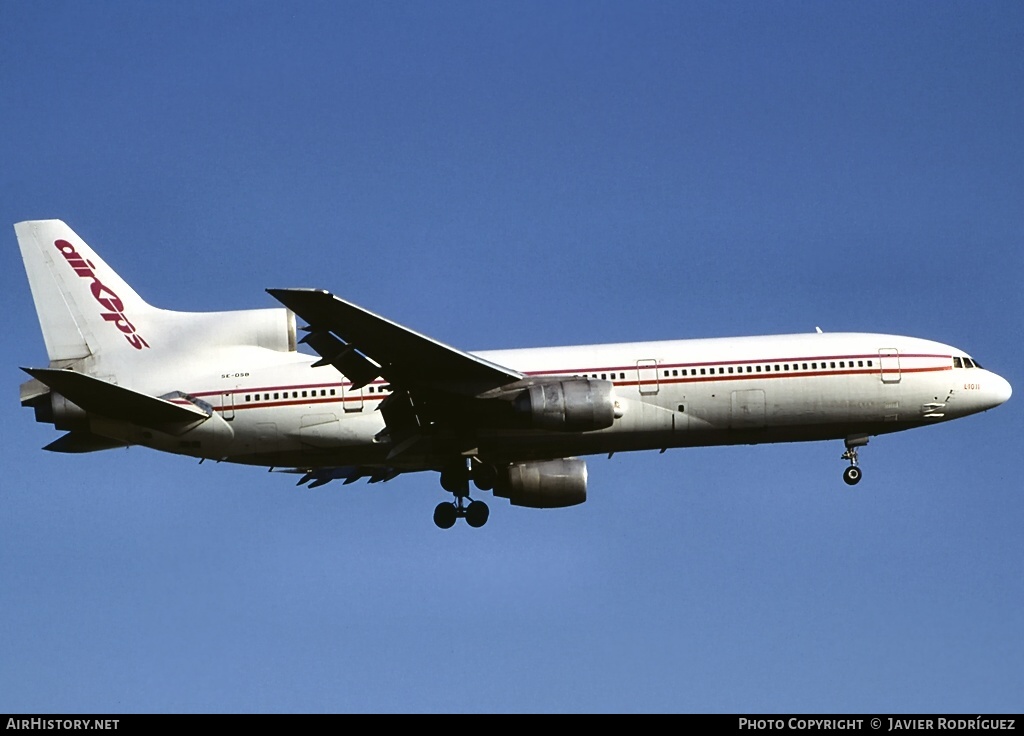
<box><xmin>756</xmin><ymin>366</ymin><xmax>762</xmax><ymax>372</ymax></box>
<box><xmin>700</xmin><ymin>369</ymin><xmax>706</xmax><ymax>375</ymax></box>
<box><xmin>728</xmin><ymin>367</ymin><xmax>734</xmax><ymax>374</ymax></box>
<box><xmin>830</xmin><ymin>362</ymin><xmax>836</xmax><ymax>369</ymax></box>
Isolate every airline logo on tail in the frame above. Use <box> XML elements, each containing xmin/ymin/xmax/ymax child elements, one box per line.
<box><xmin>55</xmin><ymin>239</ymin><xmax>150</xmax><ymax>350</ymax></box>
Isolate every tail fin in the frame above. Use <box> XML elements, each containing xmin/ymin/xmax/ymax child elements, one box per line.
<box><xmin>15</xmin><ymin>220</ymin><xmax>155</xmax><ymax>364</ymax></box>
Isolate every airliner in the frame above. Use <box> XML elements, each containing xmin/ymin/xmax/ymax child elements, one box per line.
<box><xmin>16</xmin><ymin>220</ymin><xmax>1012</xmax><ymax>528</ymax></box>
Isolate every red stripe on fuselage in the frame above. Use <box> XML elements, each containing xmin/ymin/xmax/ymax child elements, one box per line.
<box><xmin>189</xmin><ymin>358</ymin><xmax>952</xmax><ymax>414</ymax></box>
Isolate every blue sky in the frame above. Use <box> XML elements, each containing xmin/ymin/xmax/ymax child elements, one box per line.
<box><xmin>1</xmin><ymin>1</ymin><xmax>1021</xmax><ymax>714</ymax></box>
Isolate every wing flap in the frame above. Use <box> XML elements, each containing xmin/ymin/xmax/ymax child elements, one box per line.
<box><xmin>300</xmin><ymin>328</ymin><xmax>382</xmax><ymax>388</ymax></box>
<box><xmin>22</xmin><ymin>368</ymin><xmax>209</xmax><ymax>427</ymax></box>
<box><xmin>276</xmin><ymin>466</ymin><xmax>404</xmax><ymax>487</ymax></box>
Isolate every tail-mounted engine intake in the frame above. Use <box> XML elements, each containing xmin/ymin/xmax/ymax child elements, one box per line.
<box><xmin>512</xmin><ymin>378</ymin><xmax>617</xmax><ymax>431</ymax></box>
<box><xmin>493</xmin><ymin>458</ymin><xmax>588</xmax><ymax>508</ymax></box>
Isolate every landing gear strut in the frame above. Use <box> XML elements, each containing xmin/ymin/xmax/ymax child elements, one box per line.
<box><xmin>841</xmin><ymin>435</ymin><xmax>868</xmax><ymax>486</ymax></box>
<box><xmin>434</xmin><ymin>461</ymin><xmax>490</xmax><ymax>529</ymax></box>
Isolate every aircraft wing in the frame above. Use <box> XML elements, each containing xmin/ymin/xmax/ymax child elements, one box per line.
<box><xmin>267</xmin><ymin>288</ymin><xmax>522</xmax><ymax>396</ymax></box>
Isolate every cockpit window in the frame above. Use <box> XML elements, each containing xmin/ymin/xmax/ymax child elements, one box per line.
<box><xmin>955</xmin><ymin>356</ymin><xmax>984</xmax><ymax>369</ymax></box>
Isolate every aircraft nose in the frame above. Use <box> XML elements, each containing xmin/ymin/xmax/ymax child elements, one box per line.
<box><xmin>990</xmin><ymin>373</ymin><xmax>1012</xmax><ymax>407</ymax></box>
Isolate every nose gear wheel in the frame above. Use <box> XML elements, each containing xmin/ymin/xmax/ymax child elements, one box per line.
<box><xmin>840</xmin><ymin>435</ymin><xmax>868</xmax><ymax>486</ymax></box>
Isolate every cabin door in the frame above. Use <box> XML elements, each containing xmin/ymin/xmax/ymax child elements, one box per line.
<box><xmin>636</xmin><ymin>359</ymin><xmax>659</xmax><ymax>396</ymax></box>
<box><xmin>221</xmin><ymin>392</ymin><xmax>235</xmax><ymax>421</ymax></box>
<box><xmin>342</xmin><ymin>382</ymin><xmax>364</xmax><ymax>413</ymax></box>
<box><xmin>879</xmin><ymin>349</ymin><xmax>901</xmax><ymax>384</ymax></box>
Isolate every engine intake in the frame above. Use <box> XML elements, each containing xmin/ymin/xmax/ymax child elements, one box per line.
<box><xmin>493</xmin><ymin>458</ymin><xmax>587</xmax><ymax>508</ymax></box>
<box><xmin>513</xmin><ymin>379</ymin><xmax>616</xmax><ymax>431</ymax></box>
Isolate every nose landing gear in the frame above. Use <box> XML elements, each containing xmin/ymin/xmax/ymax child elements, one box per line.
<box><xmin>841</xmin><ymin>435</ymin><xmax>869</xmax><ymax>486</ymax></box>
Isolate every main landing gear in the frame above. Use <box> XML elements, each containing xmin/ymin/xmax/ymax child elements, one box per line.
<box><xmin>841</xmin><ymin>435</ymin><xmax>869</xmax><ymax>486</ymax></box>
<box><xmin>433</xmin><ymin>461</ymin><xmax>490</xmax><ymax>529</ymax></box>
<box><xmin>433</xmin><ymin>496</ymin><xmax>490</xmax><ymax>529</ymax></box>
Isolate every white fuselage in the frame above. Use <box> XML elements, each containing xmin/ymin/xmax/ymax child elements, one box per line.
<box><xmin>131</xmin><ymin>331</ymin><xmax>1009</xmax><ymax>471</ymax></box>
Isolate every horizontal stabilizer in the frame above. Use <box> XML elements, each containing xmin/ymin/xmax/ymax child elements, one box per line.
<box><xmin>44</xmin><ymin>432</ymin><xmax>129</xmax><ymax>453</ymax></box>
<box><xmin>23</xmin><ymin>368</ymin><xmax>209</xmax><ymax>427</ymax></box>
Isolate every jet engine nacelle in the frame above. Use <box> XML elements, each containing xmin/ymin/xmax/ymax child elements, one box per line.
<box><xmin>26</xmin><ymin>390</ymin><xmax>89</xmax><ymax>432</ymax></box>
<box><xmin>158</xmin><ymin>307</ymin><xmax>297</xmax><ymax>353</ymax></box>
<box><xmin>513</xmin><ymin>379</ymin><xmax>616</xmax><ymax>431</ymax></box>
<box><xmin>493</xmin><ymin>458</ymin><xmax>588</xmax><ymax>508</ymax></box>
